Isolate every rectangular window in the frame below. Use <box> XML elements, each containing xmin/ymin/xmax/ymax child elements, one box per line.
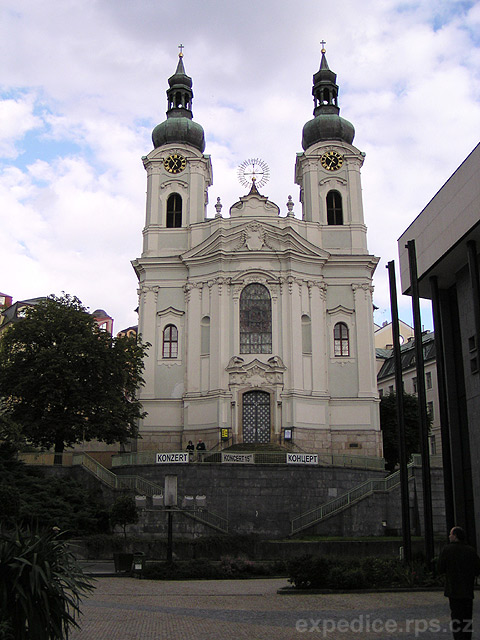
<box><xmin>427</xmin><ymin>401</ymin><xmax>434</xmax><ymax>420</ymax></box>
<box><xmin>412</xmin><ymin>377</ymin><xmax>417</xmax><ymax>393</ymax></box>
<box><xmin>379</xmin><ymin>388</ymin><xmax>384</xmax><ymax>398</ymax></box>
<box><xmin>426</xmin><ymin>372</ymin><xmax>432</xmax><ymax>389</ymax></box>
<box><xmin>334</xmin><ymin>322</ymin><xmax>349</xmax><ymax>357</ymax></box>
<box><xmin>388</xmin><ymin>385</ymin><xmax>394</xmax><ymax>394</ymax></box>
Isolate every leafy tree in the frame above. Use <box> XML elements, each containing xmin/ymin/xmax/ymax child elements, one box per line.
<box><xmin>110</xmin><ymin>495</ymin><xmax>138</xmax><ymax>538</ymax></box>
<box><xmin>0</xmin><ymin>294</ymin><xmax>149</xmax><ymax>458</ymax></box>
<box><xmin>380</xmin><ymin>391</ymin><xmax>430</xmax><ymax>472</ymax></box>
<box><xmin>0</xmin><ymin>402</ymin><xmax>25</xmax><ymax>452</ymax></box>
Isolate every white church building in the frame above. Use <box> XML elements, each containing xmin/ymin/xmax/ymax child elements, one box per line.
<box><xmin>132</xmin><ymin>48</ymin><xmax>382</xmax><ymax>458</ymax></box>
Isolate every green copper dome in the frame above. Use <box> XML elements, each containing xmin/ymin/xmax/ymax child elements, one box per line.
<box><xmin>152</xmin><ymin>53</ymin><xmax>205</xmax><ymax>153</ymax></box>
<box><xmin>302</xmin><ymin>50</ymin><xmax>354</xmax><ymax>150</ymax></box>
<box><xmin>152</xmin><ymin>116</ymin><xmax>205</xmax><ymax>151</ymax></box>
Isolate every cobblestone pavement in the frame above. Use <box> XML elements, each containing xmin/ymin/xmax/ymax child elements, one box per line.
<box><xmin>69</xmin><ymin>577</ymin><xmax>480</xmax><ymax>639</ymax></box>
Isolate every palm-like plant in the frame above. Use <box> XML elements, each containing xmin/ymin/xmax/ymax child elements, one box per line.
<box><xmin>0</xmin><ymin>526</ymin><xmax>94</xmax><ymax>639</ymax></box>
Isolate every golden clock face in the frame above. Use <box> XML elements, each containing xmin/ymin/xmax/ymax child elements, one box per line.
<box><xmin>321</xmin><ymin>150</ymin><xmax>344</xmax><ymax>171</ymax></box>
<box><xmin>164</xmin><ymin>153</ymin><xmax>187</xmax><ymax>174</ymax></box>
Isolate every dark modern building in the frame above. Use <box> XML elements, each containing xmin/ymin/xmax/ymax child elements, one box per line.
<box><xmin>398</xmin><ymin>142</ymin><xmax>480</xmax><ymax>547</ymax></box>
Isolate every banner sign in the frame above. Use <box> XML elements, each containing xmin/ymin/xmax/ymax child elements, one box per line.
<box><xmin>156</xmin><ymin>452</ymin><xmax>190</xmax><ymax>464</ymax></box>
<box><xmin>221</xmin><ymin>452</ymin><xmax>254</xmax><ymax>464</ymax></box>
<box><xmin>286</xmin><ymin>453</ymin><xmax>318</xmax><ymax>465</ymax></box>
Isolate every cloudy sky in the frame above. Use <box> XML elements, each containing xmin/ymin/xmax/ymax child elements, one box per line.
<box><xmin>2</xmin><ymin>0</ymin><xmax>480</xmax><ymax>333</ymax></box>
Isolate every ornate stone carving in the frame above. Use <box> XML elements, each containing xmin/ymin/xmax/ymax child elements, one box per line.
<box><xmin>226</xmin><ymin>356</ymin><xmax>286</xmax><ymax>388</ymax></box>
<box><xmin>159</xmin><ymin>180</ymin><xmax>188</xmax><ymax>192</ymax></box>
<box><xmin>245</xmin><ymin>223</ymin><xmax>265</xmax><ymax>250</ymax></box>
<box><xmin>159</xmin><ymin>361</ymin><xmax>182</xmax><ymax>369</ymax></box>
<box><xmin>352</xmin><ymin>283</ymin><xmax>374</xmax><ymax>300</ymax></box>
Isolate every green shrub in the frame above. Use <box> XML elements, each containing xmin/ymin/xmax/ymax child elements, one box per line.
<box><xmin>193</xmin><ymin>533</ymin><xmax>258</xmax><ymax>559</ymax></box>
<box><xmin>0</xmin><ymin>620</ymin><xmax>14</xmax><ymax>640</ymax></box>
<box><xmin>0</xmin><ymin>454</ymin><xmax>110</xmax><ymax>535</ymax></box>
<box><xmin>141</xmin><ymin>557</ymin><xmax>287</xmax><ymax>581</ymax></box>
<box><xmin>0</xmin><ymin>526</ymin><xmax>94</xmax><ymax>639</ymax></box>
<box><xmin>82</xmin><ymin>532</ymin><xmax>127</xmax><ymax>557</ymax></box>
<box><xmin>287</xmin><ymin>554</ymin><xmax>442</xmax><ymax>590</ymax></box>
<box><xmin>110</xmin><ymin>495</ymin><xmax>138</xmax><ymax>538</ymax></box>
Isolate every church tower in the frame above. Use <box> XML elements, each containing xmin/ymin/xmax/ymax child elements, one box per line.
<box><xmin>133</xmin><ymin>51</ymin><xmax>213</xmax><ymax>450</ymax></box>
<box><xmin>133</xmin><ymin>48</ymin><xmax>382</xmax><ymax>458</ymax></box>
<box><xmin>295</xmin><ymin>47</ymin><xmax>367</xmax><ymax>248</ymax></box>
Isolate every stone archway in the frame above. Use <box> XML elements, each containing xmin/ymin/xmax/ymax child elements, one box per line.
<box><xmin>242</xmin><ymin>390</ymin><xmax>270</xmax><ymax>443</ymax></box>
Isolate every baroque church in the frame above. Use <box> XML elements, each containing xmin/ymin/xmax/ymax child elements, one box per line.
<box><xmin>132</xmin><ymin>47</ymin><xmax>382</xmax><ymax>458</ymax></box>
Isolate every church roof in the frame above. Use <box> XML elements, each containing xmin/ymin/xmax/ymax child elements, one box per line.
<box><xmin>302</xmin><ymin>47</ymin><xmax>355</xmax><ymax>150</ymax></box>
<box><xmin>152</xmin><ymin>50</ymin><xmax>205</xmax><ymax>152</ymax></box>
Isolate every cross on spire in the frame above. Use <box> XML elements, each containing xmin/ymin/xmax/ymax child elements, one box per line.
<box><xmin>320</xmin><ymin>39</ymin><xmax>326</xmax><ymax>53</ymax></box>
<box><xmin>178</xmin><ymin>43</ymin><xmax>184</xmax><ymax>58</ymax></box>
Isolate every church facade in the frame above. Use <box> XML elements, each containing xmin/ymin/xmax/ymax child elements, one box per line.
<box><xmin>132</xmin><ymin>49</ymin><xmax>382</xmax><ymax>457</ymax></box>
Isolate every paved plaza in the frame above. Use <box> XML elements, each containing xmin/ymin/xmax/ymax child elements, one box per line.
<box><xmin>69</xmin><ymin>577</ymin><xmax>480</xmax><ymax>639</ymax></box>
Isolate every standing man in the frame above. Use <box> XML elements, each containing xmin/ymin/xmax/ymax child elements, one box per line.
<box><xmin>196</xmin><ymin>439</ymin><xmax>206</xmax><ymax>461</ymax></box>
<box><xmin>438</xmin><ymin>526</ymin><xmax>480</xmax><ymax>639</ymax></box>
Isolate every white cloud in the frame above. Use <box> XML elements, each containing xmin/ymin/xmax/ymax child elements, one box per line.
<box><xmin>0</xmin><ymin>94</ymin><xmax>41</xmax><ymax>158</ymax></box>
<box><xmin>1</xmin><ymin>0</ymin><xmax>480</xmax><ymax>332</ymax></box>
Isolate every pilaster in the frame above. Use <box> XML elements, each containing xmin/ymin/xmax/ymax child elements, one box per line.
<box><xmin>138</xmin><ymin>285</ymin><xmax>158</xmax><ymax>399</ymax></box>
<box><xmin>185</xmin><ymin>282</ymin><xmax>201</xmax><ymax>393</ymax></box>
<box><xmin>310</xmin><ymin>279</ymin><xmax>328</xmax><ymax>392</ymax></box>
<box><xmin>352</xmin><ymin>283</ymin><xmax>377</xmax><ymax>397</ymax></box>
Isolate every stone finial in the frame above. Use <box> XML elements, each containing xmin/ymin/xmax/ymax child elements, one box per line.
<box><xmin>215</xmin><ymin>197</ymin><xmax>223</xmax><ymax>217</ymax></box>
<box><xmin>286</xmin><ymin>195</ymin><xmax>295</xmax><ymax>217</ymax></box>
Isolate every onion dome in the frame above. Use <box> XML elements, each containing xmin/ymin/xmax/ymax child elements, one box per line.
<box><xmin>152</xmin><ymin>50</ymin><xmax>205</xmax><ymax>152</ymax></box>
<box><xmin>302</xmin><ymin>47</ymin><xmax>355</xmax><ymax>150</ymax></box>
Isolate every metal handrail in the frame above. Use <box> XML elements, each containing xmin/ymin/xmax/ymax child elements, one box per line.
<box><xmin>175</xmin><ymin>507</ymin><xmax>228</xmax><ymax>534</ymax></box>
<box><xmin>72</xmin><ymin>452</ymin><xmax>118</xmax><ymax>488</ymax></box>
<box><xmin>112</xmin><ymin>450</ymin><xmax>385</xmax><ymax>471</ymax></box>
<box><xmin>117</xmin><ymin>475</ymin><xmax>164</xmax><ymax>497</ymax></box>
<box><xmin>290</xmin><ymin>463</ymin><xmax>415</xmax><ymax>535</ymax></box>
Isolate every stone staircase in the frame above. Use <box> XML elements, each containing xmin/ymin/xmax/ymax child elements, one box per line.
<box><xmin>290</xmin><ymin>463</ymin><xmax>415</xmax><ymax>535</ymax></box>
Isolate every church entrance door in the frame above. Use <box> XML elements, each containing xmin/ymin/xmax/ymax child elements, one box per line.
<box><xmin>242</xmin><ymin>391</ymin><xmax>270</xmax><ymax>443</ymax></box>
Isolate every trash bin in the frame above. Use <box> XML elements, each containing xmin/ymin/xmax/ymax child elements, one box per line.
<box><xmin>132</xmin><ymin>551</ymin><xmax>146</xmax><ymax>578</ymax></box>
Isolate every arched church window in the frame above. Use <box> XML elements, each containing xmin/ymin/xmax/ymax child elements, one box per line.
<box><xmin>240</xmin><ymin>283</ymin><xmax>272</xmax><ymax>354</ymax></box>
<box><xmin>327</xmin><ymin>190</ymin><xmax>343</xmax><ymax>225</ymax></box>
<box><xmin>166</xmin><ymin>193</ymin><xmax>182</xmax><ymax>228</ymax></box>
<box><xmin>163</xmin><ymin>324</ymin><xmax>178</xmax><ymax>358</ymax></box>
<box><xmin>334</xmin><ymin>322</ymin><xmax>349</xmax><ymax>357</ymax></box>
<box><xmin>201</xmin><ymin>316</ymin><xmax>210</xmax><ymax>355</ymax></box>
<box><xmin>301</xmin><ymin>314</ymin><xmax>312</xmax><ymax>354</ymax></box>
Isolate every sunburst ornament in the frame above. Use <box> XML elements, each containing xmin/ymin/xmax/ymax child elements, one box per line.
<box><xmin>237</xmin><ymin>158</ymin><xmax>270</xmax><ymax>190</ymax></box>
